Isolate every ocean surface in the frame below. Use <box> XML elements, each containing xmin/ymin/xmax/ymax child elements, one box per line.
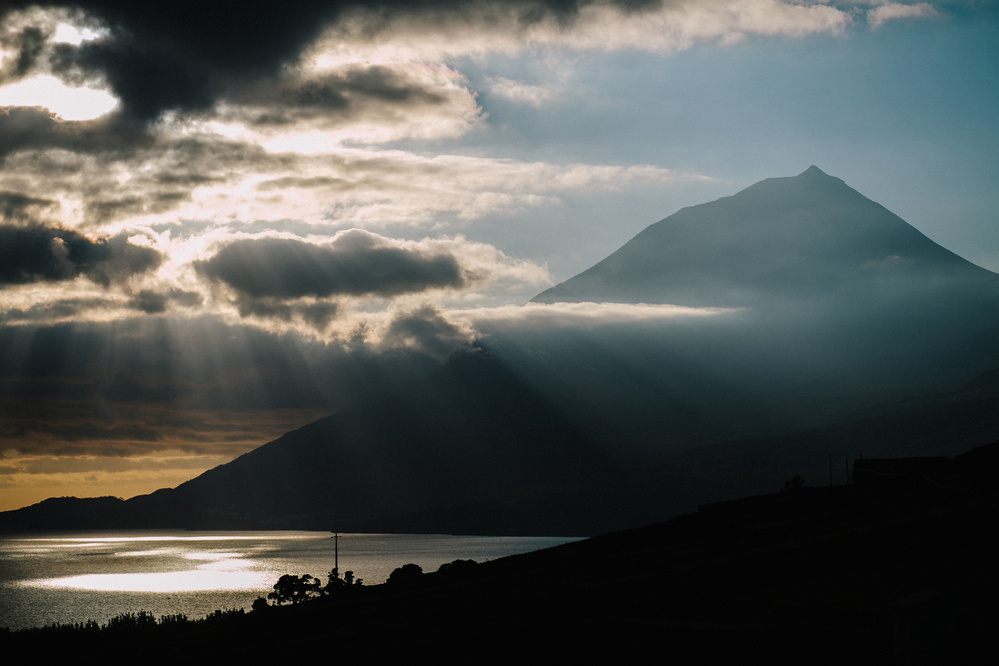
<box><xmin>0</xmin><ymin>531</ymin><xmax>580</xmax><ymax>630</ymax></box>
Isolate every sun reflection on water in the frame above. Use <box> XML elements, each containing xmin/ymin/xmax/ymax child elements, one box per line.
<box><xmin>14</xmin><ymin>533</ymin><xmax>304</xmax><ymax>592</ymax></box>
<box><xmin>29</xmin><ymin>568</ymin><xmax>274</xmax><ymax>592</ymax></box>
<box><xmin>2</xmin><ymin>532</ymin><xmax>581</xmax><ymax>630</ymax></box>
<box><xmin>28</xmin><ymin>554</ymin><xmax>271</xmax><ymax>592</ymax></box>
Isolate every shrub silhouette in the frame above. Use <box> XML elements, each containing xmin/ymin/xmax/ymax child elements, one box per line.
<box><xmin>437</xmin><ymin>559</ymin><xmax>477</xmax><ymax>575</ymax></box>
<box><xmin>386</xmin><ymin>563</ymin><xmax>423</xmax><ymax>585</ymax></box>
<box><xmin>324</xmin><ymin>567</ymin><xmax>363</xmax><ymax>594</ymax></box>
<box><xmin>105</xmin><ymin>611</ymin><xmax>157</xmax><ymax>631</ymax></box>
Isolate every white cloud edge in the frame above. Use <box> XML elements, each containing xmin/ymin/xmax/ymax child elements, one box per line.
<box><xmin>867</xmin><ymin>3</ymin><xmax>939</xmax><ymax>29</ymax></box>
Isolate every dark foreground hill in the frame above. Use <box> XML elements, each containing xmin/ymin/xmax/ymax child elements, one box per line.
<box><xmin>6</xmin><ymin>443</ymin><xmax>999</xmax><ymax>664</ymax></box>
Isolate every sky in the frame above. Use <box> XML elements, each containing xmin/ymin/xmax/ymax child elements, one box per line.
<box><xmin>1</xmin><ymin>0</ymin><xmax>997</xmax><ymax>511</ymax></box>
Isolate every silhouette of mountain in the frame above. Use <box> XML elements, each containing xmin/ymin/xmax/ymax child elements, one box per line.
<box><xmin>3</xmin><ymin>167</ymin><xmax>997</xmax><ymax>535</ymax></box>
<box><xmin>534</xmin><ymin>166</ymin><xmax>998</xmax><ymax>307</ymax></box>
<box><xmin>521</xmin><ymin>165</ymin><xmax>999</xmax><ymax>462</ymax></box>
<box><xmin>147</xmin><ymin>352</ymin><xmax>614</xmax><ymax>529</ymax></box>
<box><xmin>0</xmin><ymin>352</ymin><xmax>618</xmax><ymax>532</ymax></box>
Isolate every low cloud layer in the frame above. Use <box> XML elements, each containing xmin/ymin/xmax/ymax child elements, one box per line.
<box><xmin>459</xmin><ymin>301</ymin><xmax>740</xmax><ymax>332</ymax></box>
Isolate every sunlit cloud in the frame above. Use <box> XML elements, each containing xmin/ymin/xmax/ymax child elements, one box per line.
<box><xmin>51</xmin><ymin>21</ymin><xmax>107</xmax><ymax>47</ymax></box>
<box><xmin>867</xmin><ymin>2</ymin><xmax>939</xmax><ymax>29</ymax></box>
<box><xmin>0</xmin><ymin>9</ymin><xmax>115</xmax><ymax>119</ymax></box>
<box><xmin>0</xmin><ymin>75</ymin><xmax>117</xmax><ymax>120</ymax></box>
<box><xmin>485</xmin><ymin>76</ymin><xmax>560</xmax><ymax>107</ymax></box>
<box><xmin>0</xmin><ymin>126</ymin><xmax>703</xmax><ymax>237</ymax></box>
<box><xmin>314</xmin><ymin>0</ymin><xmax>854</xmax><ymax>62</ymax></box>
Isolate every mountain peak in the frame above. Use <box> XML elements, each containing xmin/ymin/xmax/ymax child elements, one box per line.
<box><xmin>533</xmin><ymin>168</ymin><xmax>996</xmax><ymax>307</ymax></box>
<box><xmin>792</xmin><ymin>165</ymin><xmax>843</xmax><ymax>185</ymax></box>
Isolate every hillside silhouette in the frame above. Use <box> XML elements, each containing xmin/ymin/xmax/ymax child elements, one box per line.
<box><xmin>5</xmin><ymin>442</ymin><xmax>999</xmax><ymax>664</ymax></box>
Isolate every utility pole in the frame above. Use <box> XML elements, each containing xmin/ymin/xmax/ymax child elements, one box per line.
<box><xmin>332</xmin><ymin>532</ymin><xmax>339</xmax><ymax>573</ymax></box>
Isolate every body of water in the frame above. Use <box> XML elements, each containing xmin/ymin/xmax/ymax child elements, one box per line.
<box><xmin>0</xmin><ymin>531</ymin><xmax>580</xmax><ymax>630</ymax></box>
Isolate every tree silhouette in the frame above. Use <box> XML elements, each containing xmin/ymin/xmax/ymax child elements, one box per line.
<box><xmin>324</xmin><ymin>567</ymin><xmax>363</xmax><ymax>594</ymax></box>
<box><xmin>783</xmin><ymin>475</ymin><xmax>806</xmax><ymax>492</ymax></box>
<box><xmin>267</xmin><ymin>573</ymin><xmax>322</xmax><ymax>605</ymax></box>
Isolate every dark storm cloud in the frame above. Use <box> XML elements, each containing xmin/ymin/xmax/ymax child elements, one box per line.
<box><xmin>379</xmin><ymin>305</ymin><xmax>475</xmax><ymax>360</ymax></box>
<box><xmin>0</xmin><ymin>106</ymin><xmax>155</xmax><ymax>160</ymax></box>
<box><xmin>83</xmin><ymin>191</ymin><xmax>190</xmax><ymax>224</ymax></box>
<box><xmin>230</xmin><ymin>297</ymin><xmax>340</xmax><ymax>330</ymax></box>
<box><xmin>299</xmin><ymin>301</ymin><xmax>340</xmax><ymax>328</ymax></box>
<box><xmin>330</xmin><ymin>66</ymin><xmax>445</xmax><ymax>104</ymax></box>
<box><xmin>0</xmin><ymin>297</ymin><xmax>110</xmax><ymax>322</ymax></box>
<box><xmin>126</xmin><ymin>288</ymin><xmax>203</xmax><ymax>314</ymax></box>
<box><xmin>1</xmin><ymin>0</ymin><xmax>659</xmax><ymax>122</ymax></box>
<box><xmin>0</xmin><ymin>24</ymin><xmax>49</xmax><ymax>79</ymax></box>
<box><xmin>195</xmin><ymin>232</ymin><xmax>468</xmax><ymax>300</ymax></box>
<box><xmin>0</xmin><ymin>191</ymin><xmax>55</xmax><ymax>221</ymax></box>
<box><xmin>50</xmin><ymin>37</ymin><xmax>217</xmax><ymax>123</ymax></box>
<box><xmin>0</xmin><ymin>224</ymin><xmax>161</xmax><ymax>286</ymax></box>
<box><xmin>233</xmin><ymin>297</ymin><xmax>294</xmax><ymax>322</ymax></box>
<box><xmin>232</xmin><ymin>66</ymin><xmax>450</xmax><ymax>127</ymax></box>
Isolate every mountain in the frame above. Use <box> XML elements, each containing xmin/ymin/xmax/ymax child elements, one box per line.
<box><xmin>526</xmin><ymin>165</ymin><xmax>999</xmax><ymax>435</ymax></box>
<box><xmin>3</xmin><ymin>167</ymin><xmax>998</xmax><ymax>535</ymax></box>
<box><xmin>533</xmin><ymin>166</ymin><xmax>998</xmax><ymax>307</ymax></box>
<box><xmin>1</xmin><ymin>353</ymin><xmax>619</xmax><ymax>533</ymax></box>
<box><xmin>146</xmin><ymin>352</ymin><xmax>615</xmax><ymax>529</ymax></box>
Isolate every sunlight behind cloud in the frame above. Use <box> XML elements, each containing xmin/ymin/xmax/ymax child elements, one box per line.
<box><xmin>52</xmin><ymin>21</ymin><xmax>107</xmax><ymax>45</ymax></box>
<box><xmin>0</xmin><ymin>75</ymin><xmax>118</xmax><ymax>120</ymax></box>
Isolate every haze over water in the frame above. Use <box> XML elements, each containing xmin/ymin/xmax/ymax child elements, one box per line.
<box><xmin>0</xmin><ymin>531</ymin><xmax>579</xmax><ymax>630</ymax></box>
